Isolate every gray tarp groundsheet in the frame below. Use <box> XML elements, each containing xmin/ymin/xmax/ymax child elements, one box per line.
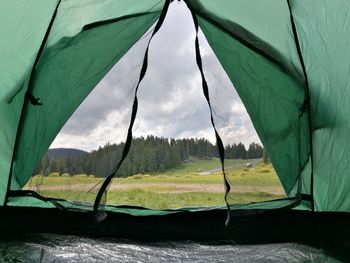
<box><xmin>0</xmin><ymin>234</ymin><xmax>342</xmax><ymax>262</ymax></box>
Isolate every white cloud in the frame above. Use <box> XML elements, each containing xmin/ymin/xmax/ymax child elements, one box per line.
<box><xmin>50</xmin><ymin>1</ymin><xmax>261</xmax><ymax>152</ymax></box>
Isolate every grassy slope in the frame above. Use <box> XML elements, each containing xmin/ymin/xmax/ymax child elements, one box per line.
<box><xmin>27</xmin><ymin>159</ymin><xmax>286</xmax><ymax>209</ymax></box>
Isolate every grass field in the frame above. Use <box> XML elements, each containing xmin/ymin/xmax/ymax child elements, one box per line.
<box><xmin>26</xmin><ymin>159</ymin><xmax>286</xmax><ymax>209</ymax></box>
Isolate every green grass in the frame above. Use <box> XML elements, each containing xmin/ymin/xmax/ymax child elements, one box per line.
<box><xmin>26</xmin><ymin>159</ymin><xmax>286</xmax><ymax>209</ymax></box>
<box><xmin>39</xmin><ymin>189</ymin><xmax>283</xmax><ymax>210</ymax></box>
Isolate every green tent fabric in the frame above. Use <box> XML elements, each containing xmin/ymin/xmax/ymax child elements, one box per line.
<box><xmin>0</xmin><ymin>0</ymin><xmax>60</xmax><ymax>205</ymax></box>
<box><xmin>0</xmin><ymin>0</ymin><xmax>60</xmax><ymax>103</ymax></box>
<box><xmin>187</xmin><ymin>0</ymin><xmax>310</xmax><ymax>198</ymax></box>
<box><xmin>187</xmin><ymin>0</ymin><xmax>350</xmax><ymax>211</ymax></box>
<box><xmin>1</xmin><ymin>0</ymin><xmax>350</xmax><ymax>213</ymax></box>
<box><xmin>7</xmin><ymin>0</ymin><xmax>165</xmax><ymax>196</ymax></box>
<box><xmin>290</xmin><ymin>0</ymin><xmax>350</xmax><ymax>211</ymax></box>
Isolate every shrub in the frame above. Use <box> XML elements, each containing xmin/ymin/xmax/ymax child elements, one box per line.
<box><xmin>48</xmin><ymin>172</ymin><xmax>60</xmax><ymax>177</ymax></box>
<box><xmin>73</xmin><ymin>174</ymin><xmax>88</xmax><ymax>178</ymax></box>
<box><xmin>88</xmin><ymin>174</ymin><xmax>95</xmax><ymax>178</ymax></box>
<box><xmin>142</xmin><ymin>174</ymin><xmax>151</xmax><ymax>178</ymax></box>
<box><xmin>132</xmin><ymin>175</ymin><xmax>143</xmax><ymax>179</ymax></box>
<box><xmin>61</xmin><ymin>173</ymin><xmax>71</xmax><ymax>177</ymax></box>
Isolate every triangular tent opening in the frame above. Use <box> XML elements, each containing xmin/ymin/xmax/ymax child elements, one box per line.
<box><xmin>23</xmin><ymin>2</ymin><xmax>286</xmax><ymax>210</ymax></box>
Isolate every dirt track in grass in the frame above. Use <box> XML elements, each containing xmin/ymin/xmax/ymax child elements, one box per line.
<box><xmin>25</xmin><ymin>183</ymin><xmax>285</xmax><ymax>195</ymax></box>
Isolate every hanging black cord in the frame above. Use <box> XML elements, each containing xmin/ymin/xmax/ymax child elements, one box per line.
<box><xmin>185</xmin><ymin>2</ymin><xmax>231</xmax><ymax>226</ymax></box>
<box><xmin>93</xmin><ymin>0</ymin><xmax>172</xmax><ymax>217</ymax></box>
<box><xmin>286</xmin><ymin>0</ymin><xmax>314</xmax><ymax>211</ymax></box>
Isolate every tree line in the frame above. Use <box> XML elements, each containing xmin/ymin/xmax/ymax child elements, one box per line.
<box><xmin>34</xmin><ymin>136</ymin><xmax>263</xmax><ymax>177</ymax></box>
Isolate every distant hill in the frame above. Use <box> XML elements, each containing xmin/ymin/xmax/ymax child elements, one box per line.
<box><xmin>47</xmin><ymin>148</ymin><xmax>88</xmax><ymax>160</ymax></box>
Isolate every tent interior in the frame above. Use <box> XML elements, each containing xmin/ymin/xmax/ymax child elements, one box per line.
<box><xmin>1</xmin><ymin>0</ymin><xmax>350</xmax><ymax>261</ymax></box>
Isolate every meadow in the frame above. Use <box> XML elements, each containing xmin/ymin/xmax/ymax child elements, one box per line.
<box><xmin>26</xmin><ymin>158</ymin><xmax>286</xmax><ymax>209</ymax></box>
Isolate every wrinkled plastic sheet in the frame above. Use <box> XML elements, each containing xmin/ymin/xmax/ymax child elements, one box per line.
<box><xmin>0</xmin><ymin>234</ymin><xmax>343</xmax><ymax>263</ymax></box>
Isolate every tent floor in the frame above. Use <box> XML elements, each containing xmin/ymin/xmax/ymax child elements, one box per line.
<box><xmin>1</xmin><ymin>233</ymin><xmax>348</xmax><ymax>262</ymax></box>
<box><xmin>0</xmin><ymin>207</ymin><xmax>349</xmax><ymax>261</ymax></box>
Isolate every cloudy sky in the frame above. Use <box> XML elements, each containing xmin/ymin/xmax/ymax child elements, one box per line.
<box><xmin>50</xmin><ymin>2</ymin><xmax>260</xmax><ymax>152</ymax></box>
